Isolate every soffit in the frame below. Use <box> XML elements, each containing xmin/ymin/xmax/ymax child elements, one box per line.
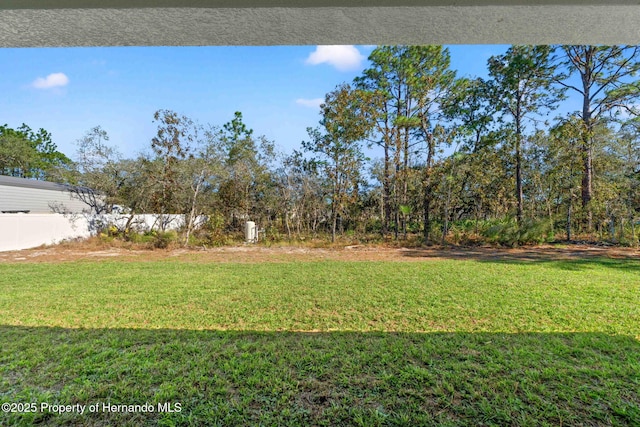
<box><xmin>1</xmin><ymin>1</ymin><xmax>638</xmax><ymax>47</ymax></box>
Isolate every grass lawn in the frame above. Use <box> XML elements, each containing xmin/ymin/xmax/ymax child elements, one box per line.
<box><xmin>0</xmin><ymin>256</ymin><xmax>639</xmax><ymax>426</ymax></box>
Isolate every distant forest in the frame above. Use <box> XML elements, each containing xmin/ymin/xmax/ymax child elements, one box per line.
<box><xmin>2</xmin><ymin>45</ymin><xmax>639</xmax><ymax>246</ymax></box>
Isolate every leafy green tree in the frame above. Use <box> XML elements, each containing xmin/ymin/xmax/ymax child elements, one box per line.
<box><xmin>181</xmin><ymin>123</ymin><xmax>227</xmax><ymax>244</ymax></box>
<box><xmin>542</xmin><ymin>118</ymin><xmax>583</xmax><ymax>240</ymax></box>
<box><xmin>219</xmin><ymin>111</ymin><xmax>258</xmax><ymax>223</ymax></box>
<box><xmin>0</xmin><ymin>133</ymin><xmax>37</xmax><ymax>178</ymax></box>
<box><xmin>488</xmin><ymin>45</ymin><xmax>564</xmax><ymax>224</ymax></box>
<box><xmin>354</xmin><ymin>48</ymin><xmax>400</xmax><ymax>236</ymax></box>
<box><xmin>216</xmin><ymin>112</ymin><xmax>275</xmax><ymax>229</ymax></box>
<box><xmin>440</xmin><ymin>77</ymin><xmax>496</xmax><ymax>233</ymax></box>
<box><xmin>406</xmin><ymin>46</ymin><xmax>457</xmax><ymax>243</ymax></box>
<box><xmin>588</xmin><ymin>120</ymin><xmax>640</xmax><ymax>243</ymax></box>
<box><xmin>616</xmin><ymin>120</ymin><xmax>640</xmax><ymax>244</ymax></box>
<box><xmin>279</xmin><ymin>150</ymin><xmax>327</xmax><ymax>237</ymax></box>
<box><xmin>72</xmin><ymin>126</ymin><xmax>123</xmax><ymax>213</ymax></box>
<box><xmin>0</xmin><ymin>124</ymin><xmax>71</xmax><ymax>180</ymax></box>
<box><xmin>303</xmin><ymin>84</ymin><xmax>369</xmax><ymax>242</ymax></box>
<box><xmin>355</xmin><ymin>45</ymin><xmax>456</xmax><ymax>242</ymax></box>
<box><xmin>149</xmin><ymin>109</ymin><xmax>193</xmax><ymax>220</ymax></box>
<box><xmin>441</xmin><ymin>77</ymin><xmax>495</xmax><ymax>154</ymax></box>
<box><xmin>556</xmin><ymin>45</ymin><xmax>640</xmax><ymax>231</ymax></box>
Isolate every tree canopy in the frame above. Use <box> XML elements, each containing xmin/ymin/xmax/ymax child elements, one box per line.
<box><xmin>0</xmin><ymin>123</ymin><xmax>71</xmax><ymax>181</ymax></box>
<box><xmin>4</xmin><ymin>45</ymin><xmax>640</xmax><ymax>246</ymax></box>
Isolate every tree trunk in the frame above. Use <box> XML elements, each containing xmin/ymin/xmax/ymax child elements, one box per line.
<box><xmin>441</xmin><ymin>207</ymin><xmax>449</xmax><ymax>246</ymax></box>
<box><xmin>331</xmin><ymin>176</ymin><xmax>338</xmax><ymax>242</ymax></box>
<box><xmin>580</xmin><ymin>61</ymin><xmax>594</xmax><ymax>233</ymax></box>
<box><xmin>609</xmin><ymin>216</ymin><xmax>615</xmax><ymax>242</ymax></box>
<box><xmin>312</xmin><ymin>209</ymin><xmax>318</xmax><ymax>235</ymax></box>
<box><xmin>331</xmin><ymin>210</ymin><xmax>337</xmax><ymax>243</ymax></box>
<box><xmin>423</xmin><ymin>192</ymin><xmax>431</xmax><ymax>243</ymax></box>
<box><xmin>515</xmin><ymin>114</ymin><xmax>524</xmax><ymax>224</ymax></box>
<box><xmin>394</xmin><ymin>82</ymin><xmax>403</xmax><ymax>241</ymax></box>
<box><xmin>566</xmin><ymin>197</ymin><xmax>572</xmax><ymax>241</ymax></box>
<box><xmin>547</xmin><ymin>198</ymin><xmax>553</xmax><ymax>238</ymax></box>
<box><xmin>124</xmin><ymin>212</ymin><xmax>136</xmax><ymax>237</ymax></box>
<box><xmin>383</xmin><ymin>145</ymin><xmax>391</xmax><ymax>237</ymax></box>
<box><xmin>422</xmin><ymin>136</ymin><xmax>435</xmax><ymax>244</ymax></box>
<box><xmin>285</xmin><ymin>211</ymin><xmax>291</xmax><ymax>239</ymax></box>
<box><xmin>184</xmin><ymin>171</ymin><xmax>204</xmax><ymax>246</ymax></box>
<box><xmin>394</xmin><ymin>165</ymin><xmax>399</xmax><ymax>241</ymax></box>
<box><xmin>403</xmin><ymin>128</ymin><xmax>410</xmax><ymax>240</ymax></box>
<box><xmin>515</xmin><ymin>144</ymin><xmax>523</xmax><ymax>224</ymax></box>
<box><xmin>581</xmin><ymin>142</ymin><xmax>593</xmax><ymax>231</ymax></box>
<box><xmin>474</xmin><ymin>204</ymin><xmax>479</xmax><ymax>236</ymax></box>
<box><xmin>393</xmin><ymin>152</ymin><xmax>401</xmax><ymax>241</ymax></box>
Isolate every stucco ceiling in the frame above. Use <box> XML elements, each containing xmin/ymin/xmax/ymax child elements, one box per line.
<box><xmin>1</xmin><ymin>1</ymin><xmax>639</xmax><ymax>47</ymax></box>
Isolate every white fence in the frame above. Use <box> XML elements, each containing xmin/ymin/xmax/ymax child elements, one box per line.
<box><xmin>0</xmin><ymin>213</ymin><xmax>204</xmax><ymax>252</ymax></box>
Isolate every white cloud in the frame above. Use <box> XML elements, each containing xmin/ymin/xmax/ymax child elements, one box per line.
<box><xmin>296</xmin><ymin>98</ymin><xmax>324</xmax><ymax>109</ymax></box>
<box><xmin>31</xmin><ymin>72</ymin><xmax>69</xmax><ymax>89</ymax></box>
<box><xmin>305</xmin><ymin>45</ymin><xmax>365</xmax><ymax>72</ymax></box>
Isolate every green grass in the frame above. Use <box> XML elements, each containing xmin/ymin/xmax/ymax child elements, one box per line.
<box><xmin>1</xmin><ymin>258</ymin><xmax>639</xmax><ymax>425</ymax></box>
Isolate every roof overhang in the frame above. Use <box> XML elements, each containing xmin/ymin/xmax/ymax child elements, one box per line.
<box><xmin>1</xmin><ymin>1</ymin><xmax>639</xmax><ymax>47</ymax></box>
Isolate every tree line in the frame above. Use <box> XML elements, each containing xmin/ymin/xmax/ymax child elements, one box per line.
<box><xmin>0</xmin><ymin>124</ymin><xmax>71</xmax><ymax>180</ymax></box>
<box><xmin>2</xmin><ymin>45</ymin><xmax>640</xmax><ymax>246</ymax></box>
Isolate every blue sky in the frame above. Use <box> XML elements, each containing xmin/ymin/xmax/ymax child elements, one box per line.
<box><xmin>2</xmin><ymin>45</ymin><xmax>515</xmax><ymax>161</ymax></box>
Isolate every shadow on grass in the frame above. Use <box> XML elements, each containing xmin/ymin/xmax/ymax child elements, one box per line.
<box><xmin>1</xmin><ymin>326</ymin><xmax>638</xmax><ymax>426</ymax></box>
<box><xmin>400</xmin><ymin>247</ymin><xmax>640</xmax><ymax>271</ymax></box>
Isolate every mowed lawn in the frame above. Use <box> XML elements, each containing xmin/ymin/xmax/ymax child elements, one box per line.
<box><xmin>0</xmin><ymin>257</ymin><xmax>639</xmax><ymax>426</ymax></box>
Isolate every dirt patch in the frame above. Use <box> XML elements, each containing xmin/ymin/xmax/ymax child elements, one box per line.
<box><xmin>0</xmin><ymin>242</ymin><xmax>638</xmax><ymax>264</ymax></box>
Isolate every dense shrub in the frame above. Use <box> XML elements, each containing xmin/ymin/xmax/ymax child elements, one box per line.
<box><xmin>480</xmin><ymin>217</ymin><xmax>554</xmax><ymax>246</ymax></box>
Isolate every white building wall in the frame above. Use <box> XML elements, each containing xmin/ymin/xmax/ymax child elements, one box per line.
<box><xmin>0</xmin><ymin>213</ymin><xmax>205</xmax><ymax>252</ymax></box>
<box><xmin>0</xmin><ymin>176</ymin><xmax>95</xmax><ymax>214</ymax></box>
<box><xmin>0</xmin><ymin>214</ymin><xmax>91</xmax><ymax>252</ymax></box>
<box><xmin>0</xmin><ymin>185</ymin><xmax>92</xmax><ymax>214</ymax></box>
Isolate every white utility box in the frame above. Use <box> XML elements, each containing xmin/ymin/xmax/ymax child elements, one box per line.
<box><xmin>245</xmin><ymin>221</ymin><xmax>257</xmax><ymax>243</ymax></box>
